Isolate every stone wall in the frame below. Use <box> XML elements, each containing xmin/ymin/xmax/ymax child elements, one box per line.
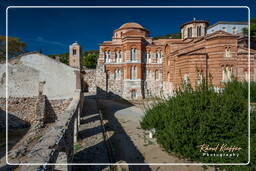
<box><xmin>82</xmin><ymin>69</ymin><xmax>96</xmax><ymax>94</ymax></box>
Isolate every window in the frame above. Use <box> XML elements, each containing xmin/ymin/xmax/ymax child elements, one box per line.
<box><xmin>222</xmin><ymin>27</ymin><xmax>226</xmax><ymax>32</ymax></box>
<box><xmin>146</xmin><ymin>51</ymin><xmax>151</xmax><ymax>63</ymax></box>
<box><xmin>118</xmin><ymin>51</ymin><xmax>122</xmax><ymax>63</ymax></box>
<box><xmin>114</xmin><ymin>69</ymin><xmax>117</xmax><ymax>80</ymax></box>
<box><xmin>73</xmin><ymin>49</ymin><xmax>77</xmax><ymax>55</ymax></box>
<box><xmin>211</xmin><ymin>29</ymin><xmax>214</xmax><ymax>33</ymax></box>
<box><xmin>222</xmin><ymin>66</ymin><xmax>232</xmax><ymax>82</ymax></box>
<box><xmin>115</xmin><ymin>51</ymin><xmax>121</xmax><ymax>63</ymax></box>
<box><xmin>131</xmin><ymin>48</ymin><xmax>136</xmax><ymax>61</ymax></box>
<box><xmin>155</xmin><ymin>70</ymin><xmax>159</xmax><ymax>80</ymax></box>
<box><xmin>183</xmin><ymin>74</ymin><xmax>189</xmax><ymax>85</ymax></box>
<box><xmin>187</xmin><ymin>27</ymin><xmax>192</xmax><ymax>37</ymax></box>
<box><xmin>156</xmin><ymin>51</ymin><xmax>159</xmax><ymax>63</ymax></box>
<box><xmin>131</xmin><ymin>89</ymin><xmax>136</xmax><ymax>99</ymax></box>
<box><xmin>167</xmin><ymin>72</ymin><xmax>170</xmax><ymax>81</ymax></box>
<box><xmin>197</xmin><ymin>72</ymin><xmax>203</xmax><ymax>85</ymax></box>
<box><xmin>232</xmin><ymin>27</ymin><xmax>237</xmax><ymax>34</ymax></box>
<box><xmin>197</xmin><ymin>26</ymin><xmax>202</xmax><ymax>36</ymax></box>
<box><xmin>131</xmin><ymin>66</ymin><xmax>137</xmax><ymax>80</ymax></box>
<box><xmin>104</xmin><ymin>51</ymin><xmax>110</xmax><ymax>63</ymax></box>
<box><xmin>245</xmin><ymin>71</ymin><xmax>249</xmax><ymax>82</ymax></box>
<box><xmin>225</xmin><ymin>47</ymin><xmax>231</xmax><ymax>57</ymax></box>
<box><xmin>115</xmin><ymin>52</ymin><xmax>118</xmax><ymax>63</ymax></box>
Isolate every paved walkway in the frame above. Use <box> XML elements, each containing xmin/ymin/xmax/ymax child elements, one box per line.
<box><xmin>99</xmin><ymin>99</ymin><xmax>214</xmax><ymax>171</ymax></box>
<box><xmin>72</xmin><ymin>95</ymin><xmax>109</xmax><ymax>171</ymax></box>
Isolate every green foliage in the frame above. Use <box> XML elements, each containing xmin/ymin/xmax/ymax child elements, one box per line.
<box><xmin>0</xmin><ymin>36</ymin><xmax>27</xmax><ymax>61</ymax></box>
<box><xmin>140</xmin><ymin>80</ymin><xmax>255</xmax><ymax>170</ymax></box>
<box><xmin>83</xmin><ymin>50</ymin><xmax>98</xmax><ymax>69</ymax></box>
<box><xmin>49</xmin><ymin>52</ymin><xmax>69</xmax><ymax>65</ymax></box>
<box><xmin>48</xmin><ymin>49</ymin><xmax>98</xmax><ymax>68</ymax></box>
<box><xmin>153</xmin><ymin>32</ymin><xmax>181</xmax><ymax>40</ymax></box>
<box><xmin>243</xmin><ymin>17</ymin><xmax>256</xmax><ymax>36</ymax></box>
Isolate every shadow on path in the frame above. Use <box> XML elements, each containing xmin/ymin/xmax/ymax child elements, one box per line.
<box><xmin>97</xmin><ymin>88</ymin><xmax>151</xmax><ymax>171</ymax></box>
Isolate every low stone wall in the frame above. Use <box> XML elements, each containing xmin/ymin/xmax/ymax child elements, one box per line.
<box><xmin>17</xmin><ymin>91</ymin><xmax>82</xmax><ymax>170</ymax></box>
<box><xmin>0</xmin><ymin>97</ymin><xmax>37</xmax><ymax>124</ymax></box>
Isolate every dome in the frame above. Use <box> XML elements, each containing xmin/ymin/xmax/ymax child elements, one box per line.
<box><xmin>119</xmin><ymin>22</ymin><xmax>144</xmax><ymax>29</ymax></box>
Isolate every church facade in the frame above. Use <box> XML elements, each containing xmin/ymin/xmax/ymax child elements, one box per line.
<box><xmin>91</xmin><ymin>20</ymin><xmax>256</xmax><ymax>100</ymax></box>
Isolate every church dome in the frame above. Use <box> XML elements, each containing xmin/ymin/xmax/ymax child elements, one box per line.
<box><xmin>119</xmin><ymin>22</ymin><xmax>144</xmax><ymax>29</ymax></box>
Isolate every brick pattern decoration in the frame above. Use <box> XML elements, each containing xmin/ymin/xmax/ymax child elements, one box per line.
<box><xmin>96</xmin><ymin>21</ymin><xmax>256</xmax><ymax>100</ymax></box>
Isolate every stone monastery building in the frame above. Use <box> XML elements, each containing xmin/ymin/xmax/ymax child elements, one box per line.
<box><xmin>70</xmin><ymin>20</ymin><xmax>256</xmax><ymax>100</ymax></box>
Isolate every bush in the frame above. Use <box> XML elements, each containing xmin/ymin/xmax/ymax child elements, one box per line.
<box><xmin>140</xmin><ymin>80</ymin><xmax>255</xmax><ymax>170</ymax></box>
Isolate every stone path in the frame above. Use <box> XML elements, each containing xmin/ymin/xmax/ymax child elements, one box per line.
<box><xmin>99</xmin><ymin>99</ymin><xmax>214</xmax><ymax>171</ymax></box>
<box><xmin>71</xmin><ymin>95</ymin><xmax>109</xmax><ymax>171</ymax></box>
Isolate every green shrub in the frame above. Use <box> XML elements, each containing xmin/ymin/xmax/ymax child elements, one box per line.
<box><xmin>140</xmin><ymin>80</ymin><xmax>255</xmax><ymax>170</ymax></box>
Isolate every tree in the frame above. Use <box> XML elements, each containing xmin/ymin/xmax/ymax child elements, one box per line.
<box><xmin>242</xmin><ymin>17</ymin><xmax>256</xmax><ymax>36</ymax></box>
<box><xmin>153</xmin><ymin>32</ymin><xmax>181</xmax><ymax>40</ymax></box>
<box><xmin>83</xmin><ymin>54</ymin><xmax>98</xmax><ymax>69</ymax></box>
<box><xmin>48</xmin><ymin>53</ymin><xmax>69</xmax><ymax>65</ymax></box>
<box><xmin>0</xmin><ymin>36</ymin><xmax>26</xmax><ymax>61</ymax></box>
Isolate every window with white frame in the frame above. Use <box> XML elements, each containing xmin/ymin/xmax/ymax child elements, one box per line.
<box><xmin>222</xmin><ymin>66</ymin><xmax>232</xmax><ymax>82</ymax></box>
<box><xmin>225</xmin><ymin>47</ymin><xmax>231</xmax><ymax>57</ymax></box>
<box><xmin>104</xmin><ymin>51</ymin><xmax>110</xmax><ymax>63</ymax></box>
<box><xmin>222</xmin><ymin>27</ymin><xmax>227</xmax><ymax>32</ymax></box>
<box><xmin>131</xmin><ymin>48</ymin><xmax>136</xmax><ymax>61</ymax></box>
<box><xmin>131</xmin><ymin>66</ymin><xmax>137</xmax><ymax>80</ymax></box>
<box><xmin>232</xmin><ymin>27</ymin><xmax>237</xmax><ymax>34</ymax></box>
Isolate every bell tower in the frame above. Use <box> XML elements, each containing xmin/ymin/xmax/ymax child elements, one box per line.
<box><xmin>69</xmin><ymin>42</ymin><xmax>82</xmax><ymax>69</ymax></box>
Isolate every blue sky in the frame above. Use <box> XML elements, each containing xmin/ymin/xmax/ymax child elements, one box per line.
<box><xmin>0</xmin><ymin>0</ymin><xmax>255</xmax><ymax>55</ymax></box>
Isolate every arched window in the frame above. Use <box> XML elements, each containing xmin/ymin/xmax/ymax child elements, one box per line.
<box><xmin>115</xmin><ymin>52</ymin><xmax>118</xmax><ymax>63</ymax></box>
<box><xmin>183</xmin><ymin>74</ymin><xmax>189</xmax><ymax>85</ymax></box>
<box><xmin>167</xmin><ymin>72</ymin><xmax>170</xmax><ymax>81</ymax></box>
<box><xmin>225</xmin><ymin>47</ymin><xmax>231</xmax><ymax>57</ymax></box>
<box><xmin>114</xmin><ymin>69</ymin><xmax>117</xmax><ymax>80</ymax></box>
<box><xmin>197</xmin><ymin>26</ymin><xmax>201</xmax><ymax>36</ymax></box>
<box><xmin>155</xmin><ymin>70</ymin><xmax>159</xmax><ymax>80</ymax></box>
<box><xmin>131</xmin><ymin>48</ymin><xmax>136</xmax><ymax>61</ymax></box>
<box><xmin>222</xmin><ymin>66</ymin><xmax>232</xmax><ymax>82</ymax></box>
<box><xmin>188</xmin><ymin>27</ymin><xmax>192</xmax><ymax>38</ymax></box>
<box><xmin>118</xmin><ymin>51</ymin><xmax>122</xmax><ymax>63</ymax></box>
<box><xmin>131</xmin><ymin>66</ymin><xmax>137</xmax><ymax>80</ymax></box>
<box><xmin>73</xmin><ymin>49</ymin><xmax>77</xmax><ymax>55</ymax></box>
<box><xmin>147</xmin><ymin>51</ymin><xmax>151</xmax><ymax>63</ymax></box>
